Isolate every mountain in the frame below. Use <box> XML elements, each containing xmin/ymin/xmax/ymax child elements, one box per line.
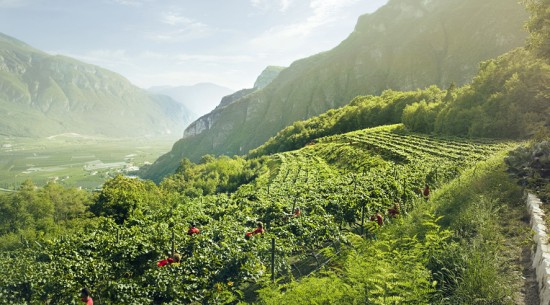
<box><xmin>184</xmin><ymin>66</ymin><xmax>285</xmax><ymax>138</ymax></box>
<box><xmin>0</xmin><ymin>33</ymin><xmax>192</xmax><ymax>138</ymax></box>
<box><xmin>217</xmin><ymin>66</ymin><xmax>285</xmax><ymax>109</ymax></box>
<box><xmin>252</xmin><ymin>66</ymin><xmax>286</xmax><ymax>90</ymax></box>
<box><xmin>140</xmin><ymin>0</ymin><xmax>528</xmax><ymax>181</ymax></box>
<box><xmin>148</xmin><ymin>83</ymin><xmax>234</xmax><ymax>119</ymax></box>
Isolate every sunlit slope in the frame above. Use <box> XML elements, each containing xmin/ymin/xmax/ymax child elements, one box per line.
<box><xmin>142</xmin><ymin>0</ymin><xmax>527</xmax><ymax>180</ymax></box>
<box><xmin>261</xmin><ymin>125</ymin><xmax>511</xmax><ymax>212</ymax></box>
<box><xmin>0</xmin><ymin>33</ymin><xmax>192</xmax><ymax>138</ymax></box>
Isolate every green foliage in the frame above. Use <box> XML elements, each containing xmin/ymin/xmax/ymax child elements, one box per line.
<box><xmin>403</xmin><ymin>48</ymin><xmax>550</xmax><ymax>139</ymax></box>
<box><xmin>0</xmin><ymin>128</ymin><xmax>518</xmax><ymax>304</ymax></box>
<box><xmin>257</xmin><ymin>272</ymin><xmax>354</xmax><ymax>305</ymax></box>
<box><xmin>258</xmin><ymin>213</ymin><xmax>450</xmax><ymax>305</ymax></box>
<box><xmin>427</xmin><ymin>153</ymin><xmax>523</xmax><ymax>304</ymax></box>
<box><xmin>0</xmin><ymin>180</ymin><xmax>91</xmax><ymax>250</ymax></box>
<box><xmin>522</xmin><ymin>0</ymin><xmax>550</xmax><ymax>61</ymax></box>
<box><xmin>90</xmin><ymin>175</ymin><xmax>161</xmax><ymax>224</ymax></box>
<box><xmin>255</xmin><ymin>144</ymin><xmax>522</xmax><ymax>305</ymax></box>
<box><xmin>250</xmin><ymin>87</ymin><xmax>445</xmax><ymax>157</ymax></box>
<box><xmin>160</xmin><ymin>156</ymin><xmax>268</xmax><ymax>197</ymax></box>
<box><xmin>402</xmin><ymin>100</ymin><xmax>443</xmax><ymax>133</ymax></box>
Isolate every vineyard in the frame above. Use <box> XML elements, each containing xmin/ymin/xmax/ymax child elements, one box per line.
<box><xmin>0</xmin><ymin>125</ymin><xmax>514</xmax><ymax>304</ymax></box>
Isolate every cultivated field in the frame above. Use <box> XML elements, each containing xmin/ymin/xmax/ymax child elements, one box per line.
<box><xmin>0</xmin><ymin>134</ymin><xmax>177</xmax><ymax>191</ymax></box>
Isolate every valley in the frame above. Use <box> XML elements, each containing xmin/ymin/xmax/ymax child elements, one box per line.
<box><xmin>0</xmin><ymin>0</ymin><xmax>547</xmax><ymax>303</ymax></box>
<box><xmin>0</xmin><ymin>135</ymin><xmax>176</xmax><ymax>191</ymax></box>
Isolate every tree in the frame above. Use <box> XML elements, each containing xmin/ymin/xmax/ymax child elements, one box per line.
<box><xmin>402</xmin><ymin>100</ymin><xmax>442</xmax><ymax>133</ymax></box>
<box><xmin>523</xmin><ymin>0</ymin><xmax>550</xmax><ymax>61</ymax></box>
<box><xmin>41</xmin><ymin>182</ymin><xmax>90</xmax><ymax>222</ymax></box>
<box><xmin>91</xmin><ymin>175</ymin><xmax>153</xmax><ymax>224</ymax></box>
<box><xmin>434</xmin><ymin>49</ymin><xmax>550</xmax><ymax>138</ymax></box>
<box><xmin>16</xmin><ymin>180</ymin><xmax>54</xmax><ymax>230</ymax></box>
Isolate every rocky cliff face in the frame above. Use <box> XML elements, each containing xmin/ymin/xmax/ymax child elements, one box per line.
<box><xmin>183</xmin><ymin>66</ymin><xmax>285</xmax><ymax>138</ymax></box>
<box><xmin>141</xmin><ymin>0</ymin><xmax>529</xmax><ymax>181</ymax></box>
<box><xmin>216</xmin><ymin>88</ymin><xmax>255</xmax><ymax>109</ymax></box>
<box><xmin>0</xmin><ymin>33</ymin><xmax>191</xmax><ymax>138</ymax></box>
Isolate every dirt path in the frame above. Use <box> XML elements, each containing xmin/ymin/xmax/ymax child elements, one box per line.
<box><xmin>519</xmin><ymin>246</ymin><xmax>539</xmax><ymax>305</ymax></box>
<box><xmin>502</xmin><ymin>201</ymin><xmax>539</xmax><ymax>305</ymax></box>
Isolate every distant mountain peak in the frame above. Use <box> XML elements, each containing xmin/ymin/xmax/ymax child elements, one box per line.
<box><xmin>183</xmin><ymin>65</ymin><xmax>286</xmax><ymax>138</ymax></box>
<box><xmin>253</xmin><ymin>66</ymin><xmax>286</xmax><ymax>89</ymax></box>
<box><xmin>148</xmin><ymin>83</ymin><xmax>234</xmax><ymax>120</ymax></box>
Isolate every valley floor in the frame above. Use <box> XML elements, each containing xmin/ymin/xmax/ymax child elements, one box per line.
<box><xmin>0</xmin><ymin>136</ymin><xmax>176</xmax><ymax>189</ymax></box>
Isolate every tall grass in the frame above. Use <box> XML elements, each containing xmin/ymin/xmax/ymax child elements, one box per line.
<box><xmin>427</xmin><ymin>151</ymin><xmax>523</xmax><ymax>304</ymax></box>
<box><xmin>255</xmin><ymin>151</ymin><xmax>526</xmax><ymax>304</ymax></box>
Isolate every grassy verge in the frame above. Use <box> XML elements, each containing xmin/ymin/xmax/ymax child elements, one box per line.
<box><xmin>426</xmin><ymin>151</ymin><xmax>534</xmax><ymax>304</ymax></box>
<box><xmin>255</xmin><ymin>151</ymin><xmax>536</xmax><ymax>304</ymax></box>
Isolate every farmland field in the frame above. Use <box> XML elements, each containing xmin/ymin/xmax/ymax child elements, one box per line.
<box><xmin>0</xmin><ymin>134</ymin><xmax>177</xmax><ymax>191</ymax></box>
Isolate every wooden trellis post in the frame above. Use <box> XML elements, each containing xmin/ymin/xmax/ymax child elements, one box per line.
<box><xmin>361</xmin><ymin>200</ymin><xmax>366</xmax><ymax>236</ymax></box>
<box><xmin>271</xmin><ymin>238</ymin><xmax>276</xmax><ymax>283</ymax></box>
<box><xmin>171</xmin><ymin>226</ymin><xmax>175</xmax><ymax>257</ymax></box>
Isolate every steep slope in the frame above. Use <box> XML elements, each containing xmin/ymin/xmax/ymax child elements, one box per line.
<box><xmin>184</xmin><ymin>66</ymin><xmax>285</xmax><ymax>138</ymax></box>
<box><xmin>0</xmin><ymin>33</ymin><xmax>192</xmax><ymax>138</ymax></box>
<box><xmin>148</xmin><ymin>83</ymin><xmax>234</xmax><ymax>119</ymax></box>
<box><xmin>141</xmin><ymin>0</ymin><xmax>528</xmax><ymax>181</ymax></box>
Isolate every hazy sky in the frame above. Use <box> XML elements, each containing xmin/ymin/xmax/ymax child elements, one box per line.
<box><xmin>0</xmin><ymin>0</ymin><xmax>388</xmax><ymax>90</ymax></box>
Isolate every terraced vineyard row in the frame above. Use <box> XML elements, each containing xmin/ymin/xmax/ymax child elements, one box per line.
<box><xmin>342</xmin><ymin>128</ymin><xmax>508</xmax><ymax>164</ymax></box>
<box><xmin>251</xmin><ymin>126</ymin><xmax>509</xmax><ymax>235</ymax></box>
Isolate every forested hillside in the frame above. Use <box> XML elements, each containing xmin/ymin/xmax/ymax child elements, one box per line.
<box><xmin>0</xmin><ymin>33</ymin><xmax>192</xmax><ymax>138</ymax></box>
<box><xmin>250</xmin><ymin>47</ymin><xmax>549</xmax><ymax>157</ymax></box>
<box><xmin>141</xmin><ymin>0</ymin><xmax>528</xmax><ymax>181</ymax></box>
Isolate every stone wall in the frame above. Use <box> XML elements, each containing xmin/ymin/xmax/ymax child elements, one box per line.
<box><xmin>527</xmin><ymin>192</ymin><xmax>550</xmax><ymax>305</ymax></box>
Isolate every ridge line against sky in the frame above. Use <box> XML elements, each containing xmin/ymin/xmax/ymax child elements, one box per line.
<box><xmin>0</xmin><ymin>0</ymin><xmax>388</xmax><ymax>91</ymax></box>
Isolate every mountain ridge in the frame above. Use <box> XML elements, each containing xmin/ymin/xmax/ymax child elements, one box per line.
<box><xmin>140</xmin><ymin>0</ymin><xmax>528</xmax><ymax>181</ymax></box>
<box><xmin>183</xmin><ymin>66</ymin><xmax>285</xmax><ymax>138</ymax></box>
<box><xmin>0</xmin><ymin>33</ymin><xmax>192</xmax><ymax>138</ymax></box>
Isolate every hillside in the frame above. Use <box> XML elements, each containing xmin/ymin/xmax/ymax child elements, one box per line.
<box><xmin>0</xmin><ymin>33</ymin><xmax>192</xmax><ymax>138</ymax></box>
<box><xmin>0</xmin><ymin>1</ymin><xmax>545</xmax><ymax>302</ymax></box>
<box><xmin>141</xmin><ymin>0</ymin><xmax>528</xmax><ymax>181</ymax></box>
<box><xmin>0</xmin><ymin>124</ymin><xmax>527</xmax><ymax>304</ymax></box>
<box><xmin>184</xmin><ymin>66</ymin><xmax>285</xmax><ymax>138</ymax></box>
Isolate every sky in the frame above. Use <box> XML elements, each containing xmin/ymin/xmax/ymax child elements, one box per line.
<box><xmin>0</xmin><ymin>0</ymin><xmax>388</xmax><ymax>91</ymax></box>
